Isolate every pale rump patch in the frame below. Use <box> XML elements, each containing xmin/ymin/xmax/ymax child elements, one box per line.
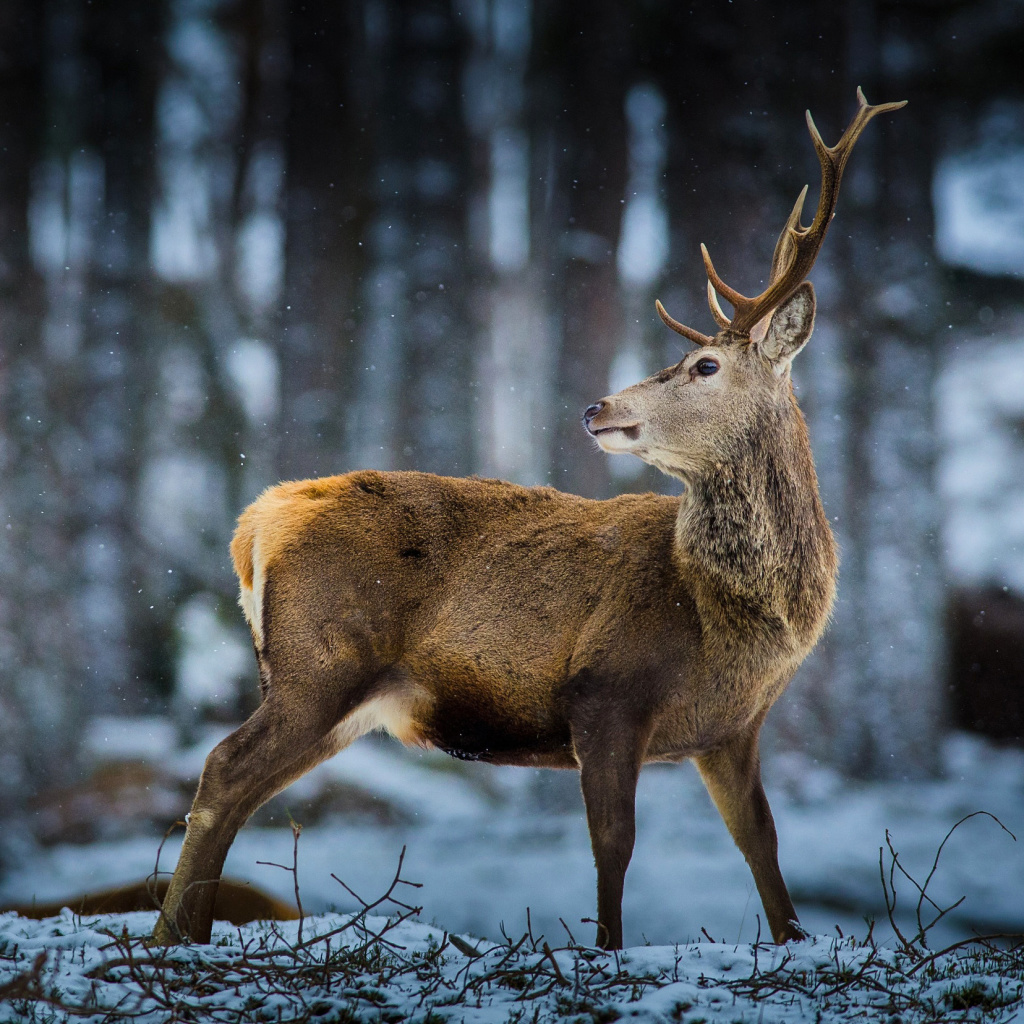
<box><xmin>234</xmin><ymin>478</ymin><xmax>341</xmax><ymax>583</ymax></box>
<box><xmin>232</xmin><ymin>478</ymin><xmax>352</xmax><ymax>645</ymax></box>
<box><xmin>237</xmin><ymin>539</ymin><xmax>265</xmax><ymax>646</ymax></box>
<box><xmin>329</xmin><ymin>688</ymin><xmax>431</xmax><ymax>752</ymax></box>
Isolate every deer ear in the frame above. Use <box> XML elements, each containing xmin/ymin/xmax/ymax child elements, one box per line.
<box><xmin>760</xmin><ymin>281</ymin><xmax>816</xmax><ymax>374</ymax></box>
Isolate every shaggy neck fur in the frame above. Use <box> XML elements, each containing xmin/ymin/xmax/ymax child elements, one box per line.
<box><xmin>674</xmin><ymin>389</ymin><xmax>837</xmax><ymax>657</ymax></box>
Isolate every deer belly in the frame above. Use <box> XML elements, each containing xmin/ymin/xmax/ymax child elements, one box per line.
<box><xmin>424</xmin><ymin>705</ymin><xmax>574</xmax><ymax>765</ymax></box>
<box><xmin>400</xmin><ymin>649</ymin><xmax>574</xmax><ymax>766</ymax></box>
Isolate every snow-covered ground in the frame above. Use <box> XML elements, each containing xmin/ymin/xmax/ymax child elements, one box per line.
<box><xmin>3</xmin><ymin>726</ymin><xmax>1023</xmax><ymax>953</ymax></box>
<box><xmin>4</xmin><ymin>906</ymin><xmax>1024</xmax><ymax>1023</ymax></box>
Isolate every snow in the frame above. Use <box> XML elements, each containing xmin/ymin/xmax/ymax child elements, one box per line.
<box><xmin>27</xmin><ymin>160</ymin><xmax>68</xmax><ymax>276</ymax></box>
<box><xmin>235</xmin><ymin>214</ymin><xmax>285</xmax><ymax>309</ymax></box>
<box><xmin>2</xmin><ymin>904</ymin><xmax>1021</xmax><ymax>1022</ymax></box>
<box><xmin>489</xmin><ymin>130</ymin><xmax>530</xmax><ymax>272</ymax></box>
<box><xmin>617</xmin><ymin>83</ymin><xmax>669</xmax><ymax>287</ymax></box>
<box><xmin>174</xmin><ymin>594</ymin><xmax>251</xmax><ymax>712</ymax></box>
<box><xmin>83</xmin><ymin>716</ymin><xmax>177</xmax><ymax>763</ymax></box>
<box><xmin>937</xmin><ymin>335</ymin><xmax>1024</xmax><ymax>590</ymax></box>
<box><xmin>149</xmin><ymin>12</ymin><xmax>239</xmax><ymax>284</ymax></box>
<box><xmin>934</xmin><ymin>148</ymin><xmax>1024</xmax><ymax>278</ymax></box>
<box><xmin>137</xmin><ymin>453</ymin><xmax>229</xmax><ymax>565</ymax></box>
<box><xmin>149</xmin><ymin>151</ymin><xmax>218</xmax><ymax>282</ymax></box>
<box><xmin>618</xmin><ymin>193</ymin><xmax>670</xmax><ymax>286</ymax></box>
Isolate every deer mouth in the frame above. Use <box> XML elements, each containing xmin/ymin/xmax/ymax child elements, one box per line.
<box><xmin>590</xmin><ymin>423</ymin><xmax>642</xmax><ymax>453</ymax></box>
<box><xmin>592</xmin><ymin>424</ymin><xmax>640</xmax><ymax>441</ymax></box>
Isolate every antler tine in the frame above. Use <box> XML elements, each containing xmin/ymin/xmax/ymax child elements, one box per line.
<box><xmin>799</xmin><ymin>87</ymin><xmax>908</xmax><ymax>242</ymax></box>
<box><xmin>700</xmin><ymin>243</ymin><xmax>746</xmax><ymax>310</ymax></box>
<box><xmin>655</xmin><ymin>299</ymin><xmax>714</xmax><ymax>346</ymax></box>
<box><xmin>702</xmin><ymin>88</ymin><xmax>906</xmax><ymax>337</ymax></box>
<box><xmin>706</xmin><ymin>281</ymin><xmax>731</xmax><ymax>329</ymax></box>
<box><xmin>768</xmin><ymin>184</ymin><xmax>808</xmax><ymax>288</ymax></box>
<box><xmin>745</xmin><ymin>185</ymin><xmax>809</xmax><ymax>342</ymax></box>
<box><xmin>809</xmin><ymin>87</ymin><xmax>909</xmax><ymax>178</ymax></box>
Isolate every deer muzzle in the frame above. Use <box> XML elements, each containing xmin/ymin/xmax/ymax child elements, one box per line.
<box><xmin>583</xmin><ymin>399</ymin><xmax>641</xmax><ymax>450</ymax></box>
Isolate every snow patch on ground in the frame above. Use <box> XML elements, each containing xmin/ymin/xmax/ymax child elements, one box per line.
<box><xmin>2</xmin><ymin>907</ymin><xmax>1022</xmax><ymax>1023</ymax></box>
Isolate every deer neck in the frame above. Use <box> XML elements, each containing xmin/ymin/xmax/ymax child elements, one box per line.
<box><xmin>673</xmin><ymin>396</ymin><xmax>837</xmax><ymax>655</ymax></box>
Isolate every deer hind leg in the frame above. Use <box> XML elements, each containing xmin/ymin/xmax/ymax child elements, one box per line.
<box><xmin>574</xmin><ymin>716</ymin><xmax>646</xmax><ymax>950</ymax></box>
<box><xmin>152</xmin><ymin>656</ymin><xmax>386</xmax><ymax>945</ymax></box>
<box><xmin>694</xmin><ymin>720</ymin><xmax>803</xmax><ymax>944</ymax></box>
<box><xmin>152</xmin><ymin>696</ymin><xmax>339</xmax><ymax>944</ymax></box>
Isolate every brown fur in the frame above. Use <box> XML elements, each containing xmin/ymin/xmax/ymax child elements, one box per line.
<box><xmin>5</xmin><ymin>878</ymin><xmax>298</xmax><ymax>925</ymax></box>
<box><xmin>153</xmin><ymin>284</ymin><xmax>837</xmax><ymax>950</ymax></box>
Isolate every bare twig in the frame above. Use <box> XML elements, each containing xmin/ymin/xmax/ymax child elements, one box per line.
<box><xmin>879</xmin><ymin>837</ymin><xmax>919</xmax><ymax>959</ymax></box>
<box><xmin>541</xmin><ymin>941</ymin><xmax>569</xmax><ymax>986</ymax></box>
<box><xmin>256</xmin><ymin>815</ymin><xmax>305</xmax><ymax>945</ymax></box>
<box><xmin>147</xmin><ymin>820</ymin><xmax>186</xmax><ymax>941</ymax></box>
<box><xmin>0</xmin><ymin>950</ymin><xmax>47</xmax><ymax>999</ymax></box>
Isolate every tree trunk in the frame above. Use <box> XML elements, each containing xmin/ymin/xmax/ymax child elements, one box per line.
<box><xmin>71</xmin><ymin>0</ymin><xmax>161</xmax><ymax>713</ymax></box>
<box><xmin>534</xmin><ymin>1</ymin><xmax>630</xmax><ymax>498</ymax></box>
<box><xmin>0</xmin><ymin>0</ymin><xmax>82</xmax><ymax>856</ymax></box>
<box><xmin>346</xmin><ymin>0</ymin><xmax>473</xmax><ymax>477</ymax></box>
<box><xmin>280</xmin><ymin>0</ymin><xmax>371</xmax><ymax>479</ymax></box>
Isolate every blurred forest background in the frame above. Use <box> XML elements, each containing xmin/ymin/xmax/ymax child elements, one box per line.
<box><xmin>1</xmin><ymin>0</ymin><xmax>1023</xmax><ymax>877</ymax></box>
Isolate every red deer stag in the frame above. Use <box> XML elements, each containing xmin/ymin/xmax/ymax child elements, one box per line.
<box><xmin>154</xmin><ymin>89</ymin><xmax>905</xmax><ymax>949</ymax></box>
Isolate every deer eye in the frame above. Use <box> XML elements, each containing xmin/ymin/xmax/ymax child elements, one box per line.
<box><xmin>694</xmin><ymin>358</ymin><xmax>719</xmax><ymax>377</ymax></box>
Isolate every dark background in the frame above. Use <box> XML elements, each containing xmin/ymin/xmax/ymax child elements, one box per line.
<box><xmin>1</xmin><ymin>0</ymin><xmax>1023</xmax><ymax>864</ymax></box>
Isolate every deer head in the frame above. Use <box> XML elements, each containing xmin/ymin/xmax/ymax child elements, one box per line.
<box><xmin>585</xmin><ymin>88</ymin><xmax>906</xmax><ymax>481</ymax></box>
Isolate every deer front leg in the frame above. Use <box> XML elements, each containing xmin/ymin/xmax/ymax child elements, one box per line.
<box><xmin>153</xmin><ymin>695</ymin><xmax>342</xmax><ymax>945</ymax></box>
<box><xmin>694</xmin><ymin>721</ymin><xmax>804</xmax><ymax>944</ymax></box>
<box><xmin>575</xmin><ymin>718</ymin><xmax>645</xmax><ymax>950</ymax></box>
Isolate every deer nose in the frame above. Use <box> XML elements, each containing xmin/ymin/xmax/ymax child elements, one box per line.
<box><xmin>582</xmin><ymin>402</ymin><xmax>604</xmax><ymax>431</ymax></box>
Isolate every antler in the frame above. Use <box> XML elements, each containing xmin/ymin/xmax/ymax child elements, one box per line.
<box><xmin>656</xmin><ymin>87</ymin><xmax>906</xmax><ymax>343</ymax></box>
<box><xmin>655</xmin><ymin>299</ymin><xmax>714</xmax><ymax>346</ymax></box>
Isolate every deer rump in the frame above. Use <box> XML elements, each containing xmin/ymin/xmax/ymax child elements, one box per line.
<box><xmin>231</xmin><ymin>470</ymin><xmax>734</xmax><ymax>769</ymax></box>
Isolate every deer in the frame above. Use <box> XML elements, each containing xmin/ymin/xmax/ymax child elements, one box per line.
<box><xmin>153</xmin><ymin>89</ymin><xmax>905</xmax><ymax>950</ymax></box>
